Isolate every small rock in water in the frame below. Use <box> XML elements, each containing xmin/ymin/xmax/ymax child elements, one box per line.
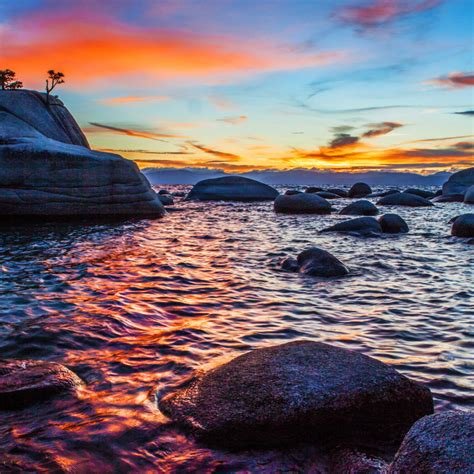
<box><xmin>296</xmin><ymin>247</ymin><xmax>349</xmax><ymax>277</ymax></box>
<box><xmin>451</xmin><ymin>213</ymin><xmax>474</xmax><ymax>237</ymax></box>
<box><xmin>348</xmin><ymin>182</ymin><xmax>372</xmax><ymax>198</ymax></box>
<box><xmin>316</xmin><ymin>191</ymin><xmax>340</xmax><ymax>200</ymax></box>
<box><xmin>378</xmin><ymin>214</ymin><xmax>409</xmax><ymax>234</ymax></box>
<box><xmin>280</xmin><ymin>256</ymin><xmax>299</xmax><ymax>272</ymax></box>
<box><xmin>387</xmin><ymin>411</ymin><xmax>474</xmax><ymax>474</ymax></box>
<box><xmin>339</xmin><ymin>200</ymin><xmax>379</xmax><ymax>216</ymax></box>
<box><xmin>284</xmin><ymin>189</ymin><xmax>301</xmax><ymax>195</ymax></box>
<box><xmin>321</xmin><ymin>217</ymin><xmax>382</xmax><ymax>235</ymax></box>
<box><xmin>377</xmin><ymin>192</ymin><xmax>434</xmax><ymax>207</ymax></box>
<box><xmin>158</xmin><ymin>189</ymin><xmax>170</xmax><ymax>195</ymax></box>
<box><xmin>274</xmin><ymin>193</ymin><xmax>332</xmax><ymax>214</ymax></box>
<box><xmin>158</xmin><ymin>341</ymin><xmax>433</xmax><ymax>449</ymax></box>
<box><xmin>404</xmin><ymin>188</ymin><xmax>435</xmax><ymax>199</ymax></box>
<box><xmin>326</xmin><ymin>188</ymin><xmax>348</xmax><ymax>197</ymax></box>
<box><xmin>0</xmin><ymin>360</ymin><xmax>82</xmax><ymax>409</ymax></box>
<box><xmin>158</xmin><ymin>194</ymin><xmax>174</xmax><ymax>206</ymax></box>
<box><xmin>305</xmin><ymin>186</ymin><xmax>323</xmax><ymax>194</ymax></box>
<box><xmin>463</xmin><ymin>185</ymin><xmax>474</xmax><ymax>204</ymax></box>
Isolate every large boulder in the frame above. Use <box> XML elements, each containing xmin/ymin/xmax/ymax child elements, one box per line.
<box><xmin>464</xmin><ymin>185</ymin><xmax>474</xmax><ymax>204</ymax></box>
<box><xmin>339</xmin><ymin>200</ymin><xmax>379</xmax><ymax>216</ymax></box>
<box><xmin>388</xmin><ymin>411</ymin><xmax>474</xmax><ymax>474</ymax></box>
<box><xmin>281</xmin><ymin>247</ymin><xmax>349</xmax><ymax>277</ymax></box>
<box><xmin>274</xmin><ymin>193</ymin><xmax>331</xmax><ymax>214</ymax></box>
<box><xmin>159</xmin><ymin>341</ymin><xmax>433</xmax><ymax>449</ymax></box>
<box><xmin>0</xmin><ymin>359</ymin><xmax>83</xmax><ymax>409</ymax></box>
<box><xmin>404</xmin><ymin>188</ymin><xmax>435</xmax><ymax>199</ymax></box>
<box><xmin>0</xmin><ymin>90</ymin><xmax>165</xmax><ymax>217</ymax></box>
<box><xmin>321</xmin><ymin>217</ymin><xmax>382</xmax><ymax>235</ymax></box>
<box><xmin>442</xmin><ymin>167</ymin><xmax>474</xmax><ymax>200</ymax></box>
<box><xmin>377</xmin><ymin>192</ymin><xmax>434</xmax><ymax>207</ymax></box>
<box><xmin>348</xmin><ymin>182</ymin><xmax>372</xmax><ymax>198</ymax></box>
<box><xmin>378</xmin><ymin>214</ymin><xmax>409</xmax><ymax>234</ymax></box>
<box><xmin>186</xmin><ymin>176</ymin><xmax>278</xmax><ymax>201</ymax></box>
<box><xmin>451</xmin><ymin>214</ymin><xmax>474</xmax><ymax>237</ymax></box>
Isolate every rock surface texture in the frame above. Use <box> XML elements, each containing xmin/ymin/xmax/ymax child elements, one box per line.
<box><xmin>274</xmin><ymin>193</ymin><xmax>331</xmax><ymax>214</ymax></box>
<box><xmin>464</xmin><ymin>185</ymin><xmax>474</xmax><ymax>204</ymax></box>
<box><xmin>378</xmin><ymin>214</ymin><xmax>409</xmax><ymax>234</ymax></box>
<box><xmin>159</xmin><ymin>340</ymin><xmax>433</xmax><ymax>449</ymax></box>
<box><xmin>321</xmin><ymin>217</ymin><xmax>382</xmax><ymax>235</ymax></box>
<box><xmin>291</xmin><ymin>247</ymin><xmax>349</xmax><ymax>277</ymax></box>
<box><xmin>186</xmin><ymin>176</ymin><xmax>278</xmax><ymax>201</ymax></box>
<box><xmin>0</xmin><ymin>90</ymin><xmax>164</xmax><ymax>217</ymax></box>
<box><xmin>377</xmin><ymin>192</ymin><xmax>434</xmax><ymax>207</ymax></box>
<box><xmin>451</xmin><ymin>214</ymin><xmax>474</xmax><ymax>238</ymax></box>
<box><xmin>442</xmin><ymin>167</ymin><xmax>474</xmax><ymax>200</ymax></box>
<box><xmin>339</xmin><ymin>200</ymin><xmax>379</xmax><ymax>216</ymax></box>
<box><xmin>348</xmin><ymin>182</ymin><xmax>372</xmax><ymax>198</ymax></box>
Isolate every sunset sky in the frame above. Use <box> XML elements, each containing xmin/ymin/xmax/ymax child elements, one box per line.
<box><xmin>2</xmin><ymin>0</ymin><xmax>473</xmax><ymax>173</ymax></box>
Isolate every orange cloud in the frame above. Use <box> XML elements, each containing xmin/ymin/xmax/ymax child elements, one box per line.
<box><xmin>3</xmin><ymin>13</ymin><xmax>344</xmax><ymax>88</ymax></box>
<box><xmin>188</xmin><ymin>142</ymin><xmax>241</xmax><ymax>161</ymax></box>
<box><xmin>85</xmin><ymin>122</ymin><xmax>189</xmax><ymax>140</ymax></box>
<box><xmin>216</xmin><ymin>115</ymin><xmax>248</xmax><ymax>125</ymax></box>
<box><xmin>98</xmin><ymin>95</ymin><xmax>171</xmax><ymax>105</ymax></box>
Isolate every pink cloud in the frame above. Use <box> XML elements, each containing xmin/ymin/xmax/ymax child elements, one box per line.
<box><xmin>426</xmin><ymin>72</ymin><xmax>474</xmax><ymax>89</ymax></box>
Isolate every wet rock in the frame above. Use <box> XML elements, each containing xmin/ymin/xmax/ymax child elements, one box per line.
<box><xmin>442</xmin><ymin>166</ymin><xmax>474</xmax><ymax>199</ymax></box>
<box><xmin>316</xmin><ymin>191</ymin><xmax>341</xmax><ymax>200</ymax></box>
<box><xmin>368</xmin><ymin>189</ymin><xmax>399</xmax><ymax>198</ymax></box>
<box><xmin>321</xmin><ymin>217</ymin><xmax>382</xmax><ymax>235</ymax></box>
<box><xmin>377</xmin><ymin>192</ymin><xmax>434</xmax><ymax>207</ymax></box>
<box><xmin>305</xmin><ymin>186</ymin><xmax>323</xmax><ymax>193</ymax></box>
<box><xmin>348</xmin><ymin>182</ymin><xmax>372</xmax><ymax>198</ymax></box>
<box><xmin>158</xmin><ymin>189</ymin><xmax>170</xmax><ymax>195</ymax></box>
<box><xmin>284</xmin><ymin>189</ymin><xmax>301</xmax><ymax>195</ymax></box>
<box><xmin>326</xmin><ymin>188</ymin><xmax>349</xmax><ymax>197</ymax></box>
<box><xmin>467</xmin><ymin>238</ymin><xmax>474</xmax><ymax>245</ymax></box>
<box><xmin>173</xmin><ymin>191</ymin><xmax>187</xmax><ymax>198</ymax></box>
<box><xmin>158</xmin><ymin>340</ymin><xmax>433</xmax><ymax>449</ymax></box>
<box><xmin>451</xmin><ymin>213</ymin><xmax>474</xmax><ymax>237</ymax></box>
<box><xmin>296</xmin><ymin>247</ymin><xmax>349</xmax><ymax>277</ymax></box>
<box><xmin>0</xmin><ymin>359</ymin><xmax>82</xmax><ymax>409</ymax></box>
<box><xmin>463</xmin><ymin>185</ymin><xmax>474</xmax><ymax>204</ymax></box>
<box><xmin>274</xmin><ymin>193</ymin><xmax>331</xmax><ymax>214</ymax></box>
<box><xmin>404</xmin><ymin>188</ymin><xmax>435</xmax><ymax>199</ymax></box>
<box><xmin>378</xmin><ymin>214</ymin><xmax>409</xmax><ymax>234</ymax></box>
<box><xmin>328</xmin><ymin>449</ymin><xmax>387</xmax><ymax>474</ymax></box>
<box><xmin>388</xmin><ymin>411</ymin><xmax>474</xmax><ymax>474</ymax></box>
<box><xmin>158</xmin><ymin>194</ymin><xmax>174</xmax><ymax>206</ymax></box>
<box><xmin>339</xmin><ymin>200</ymin><xmax>379</xmax><ymax>216</ymax></box>
<box><xmin>432</xmin><ymin>194</ymin><xmax>464</xmax><ymax>203</ymax></box>
<box><xmin>280</xmin><ymin>256</ymin><xmax>299</xmax><ymax>272</ymax></box>
<box><xmin>186</xmin><ymin>176</ymin><xmax>278</xmax><ymax>201</ymax></box>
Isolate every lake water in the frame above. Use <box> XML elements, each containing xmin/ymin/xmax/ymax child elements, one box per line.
<box><xmin>0</xmin><ymin>186</ymin><xmax>472</xmax><ymax>471</ymax></box>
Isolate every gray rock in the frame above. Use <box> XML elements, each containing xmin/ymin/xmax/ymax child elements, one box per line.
<box><xmin>377</xmin><ymin>192</ymin><xmax>434</xmax><ymax>207</ymax></box>
<box><xmin>339</xmin><ymin>200</ymin><xmax>379</xmax><ymax>216</ymax></box>
<box><xmin>0</xmin><ymin>359</ymin><xmax>83</xmax><ymax>409</ymax></box>
<box><xmin>442</xmin><ymin>167</ymin><xmax>474</xmax><ymax>199</ymax></box>
<box><xmin>348</xmin><ymin>182</ymin><xmax>372</xmax><ymax>198</ymax></box>
<box><xmin>378</xmin><ymin>214</ymin><xmax>409</xmax><ymax>234</ymax></box>
<box><xmin>463</xmin><ymin>185</ymin><xmax>474</xmax><ymax>204</ymax></box>
<box><xmin>159</xmin><ymin>340</ymin><xmax>433</xmax><ymax>449</ymax></box>
<box><xmin>388</xmin><ymin>411</ymin><xmax>474</xmax><ymax>474</ymax></box>
<box><xmin>316</xmin><ymin>191</ymin><xmax>341</xmax><ymax>199</ymax></box>
<box><xmin>305</xmin><ymin>186</ymin><xmax>323</xmax><ymax>193</ymax></box>
<box><xmin>274</xmin><ymin>193</ymin><xmax>331</xmax><ymax>214</ymax></box>
<box><xmin>404</xmin><ymin>188</ymin><xmax>435</xmax><ymax>199</ymax></box>
<box><xmin>297</xmin><ymin>247</ymin><xmax>349</xmax><ymax>277</ymax></box>
<box><xmin>0</xmin><ymin>90</ymin><xmax>165</xmax><ymax>217</ymax></box>
<box><xmin>321</xmin><ymin>217</ymin><xmax>382</xmax><ymax>235</ymax></box>
<box><xmin>451</xmin><ymin>213</ymin><xmax>474</xmax><ymax>237</ymax></box>
<box><xmin>158</xmin><ymin>194</ymin><xmax>174</xmax><ymax>205</ymax></box>
<box><xmin>186</xmin><ymin>176</ymin><xmax>278</xmax><ymax>201</ymax></box>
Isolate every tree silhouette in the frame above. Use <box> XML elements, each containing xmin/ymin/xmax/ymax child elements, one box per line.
<box><xmin>0</xmin><ymin>69</ymin><xmax>23</xmax><ymax>90</ymax></box>
<box><xmin>45</xmin><ymin>70</ymin><xmax>65</xmax><ymax>104</ymax></box>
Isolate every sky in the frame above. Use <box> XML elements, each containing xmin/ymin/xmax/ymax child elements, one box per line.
<box><xmin>1</xmin><ymin>0</ymin><xmax>473</xmax><ymax>173</ymax></box>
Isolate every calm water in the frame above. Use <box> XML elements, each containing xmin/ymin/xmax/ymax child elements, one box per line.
<box><xmin>0</xmin><ymin>186</ymin><xmax>473</xmax><ymax>472</ymax></box>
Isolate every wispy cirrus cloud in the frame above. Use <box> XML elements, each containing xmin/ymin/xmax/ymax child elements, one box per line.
<box><xmin>426</xmin><ymin>72</ymin><xmax>474</xmax><ymax>89</ymax></box>
<box><xmin>453</xmin><ymin>110</ymin><xmax>474</xmax><ymax>116</ymax></box>
<box><xmin>187</xmin><ymin>142</ymin><xmax>241</xmax><ymax>161</ymax></box>
<box><xmin>216</xmin><ymin>115</ymin><xmax>248</xmax><ymax>125</ymax></box>
<box><xmin>86</xmin><ymin>122</ymin><xmax>189</xmax><ymax>140</ymax></box>
<box><xmin>362</xmin><ymin>121</ymin><xmax>403</xmax><ymax>138</ymax></box>
<box><xmin>98</xmin><ymin>95</ymin><xmax>171</xmax><ymax>105</ymax></box>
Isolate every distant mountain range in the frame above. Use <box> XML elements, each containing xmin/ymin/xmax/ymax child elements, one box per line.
<box><xmin>142</xmin><ymin>167</ymin><xmax>452</xmax><ymax>187</ymax></box>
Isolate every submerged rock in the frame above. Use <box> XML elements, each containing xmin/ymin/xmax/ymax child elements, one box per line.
<box><xmin>0</xmin><ymin>90</ymin><xmax>165</xmax><ymax>217</ymax></box>
<box><xmin>0</xmin><ymin>359</ymin><xmax>82</xmax><ymax>409</ymax></box>
<box><xmin>432</xmin><ymin>194</ymin><xmax>464</xmax><ymax>203</ymax></box>
<box><xmin>378</xmin><ymin>214</ymin><xmax>409</xmax><ymax>234</ymax></box>
<box><xmin>321</xmin><ymin>217</ymin><xmax>382</xmax><ymax>235</ymax></box>
<box><xmin>442</xmin><ymin>167</ymin><xmax>474</xmax><ymax>200</ymax></box>
<box><xmin>274</xmin><ymin>193</ymin><xmax>331</xmax><ymax>214</ymax></box>
<box><xmin>158</xmin><ymin>340</ymin><xmax>433</xmax><ymax>449</ymax></box>
<box><xmin>388</xmin><ymin>411</ymin><xmax>474</xmax><ymax>474</ymax></box>
<box><xmin>296</xmin><ymin>247</ymin><xmax>349</xmax><ymax>277</ymax></box>
<box><xmin>316</xmin><ymin>191</ymin><xmax>340</xmax><ymax>200</ymax></box>
<box><xmin>326</xmin><ymin>188</ymin><xmax>348</xmax><ymax>197</ymax></box>
<box><xmin>305</xmin><ymin>186</ymin><xmax>323</xmax><ymax>193</ymax></box>
<box><xmin>348</xmin><ymin>182</ymin><xmax>372</xmax><ymax>198</ymax></box>
<box><xmin>158</xmin><ymin>194</ymin><xmax>174</xmax><ymax>206</ymax></box>
<box><xmin>464</xmin><ymin>185</ymin><xmax>474</xmax><ymax>204</ymax></box>
<box><xmin>339</xmin><ymin>200</ymin><xmax>379</xmax><ymax>216</ymax></box>
<box><xmin>186</xmin><ymin>176</ymin><xmax>278</xmax><ymax>202</ymax></box>
<box><xmin>404</xmin><ymin>188</ymin><xmax>435</xmax><ymax>199</ymax></box>
<box><xmin>284</xmin><ymin>189</ymin><xmax>301</xmax><ymax>195</ymax></box>
<box><xmin>451</xmin><ymin>213</ymin><xmax>474</xmax><ymax>237</ymax></box>
<box><xmin>377</xmin><ymin>192</ymin><xmax>434</xmax><ymax>207</ymax></box>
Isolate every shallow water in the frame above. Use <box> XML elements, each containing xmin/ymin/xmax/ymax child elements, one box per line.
<box><xmin>0</xmin><ymin>186</ymin><xmax>473</xmax><ymax>471</ymax></box>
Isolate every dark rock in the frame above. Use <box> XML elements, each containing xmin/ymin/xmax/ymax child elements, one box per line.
<box><xmin>377</xmin><ymin>192</ymin><xmax>434</xmax><ymax>207</ymax></box>
<box><xmin>388</xmin><ymin>411</ymin><xmax>474</xmax><ymax>474</ymax></box>
<box><xmin>173</xmin><ymin>191</ymin><xmax>187</xmax><ymax>198</ymax></box>
<box><xmin>464</xmin><ymin>185</ymin><xmax>474</xmax><ymax>204</ymax></box>
<box><xmin>158</xmin><ymin>340</ymin><xmax>433</xmax><ymax>449</ymax></box>
<box><xmin>274</xmin><ymin>193</ymin><xmax>331</xmax><ymax>214</ymax></box>
<box><xmin>284</xmin><ymin>189</ymin><xmax>301</xmax><ymax>195</ymax></box>
<box><xmin>368</xmin><ymin>190</ymin><xmax>399</xmax><ymax>198</ymax></box>
<box><xmin>378</xmin><ymin>214</ymin><xmax>409</xmax><ymax>234</ymax></box>
<box><xmin>434</xmin><ymin>189</ymin><xmax>443</xmax><ymax>197</ymax></box>
<box><xmin>467</xmin><ymin>238</ymin><xmax>474</xmax><ymax>245</ymax></box>
<box><xmin>158</xmin><ymin>189</ymin><xmax>170</xmax><ymax>195</ymax></box>
<box><xmin>348</xmin><ymin>182</ymin><xmax>372</xmax><ymax>198</ymax></box>
<box><xmin>305</xmin><ymin>186</ymin><xmax>323</xmax><ymax>193</ymax></box>
<box><xmin>316</xmin><ymin>191</ymin><xmax>341</xmax><ymax>199</ymax></box>
<box><xmin>451</xmin><ymin>213</ymin><xmax>474</xmax><ymax>237</ymax></box>
<box><xmin>404</xmin><ymin>188</ymin><xmax>435</xmax><ymax>199</ymax></box>
<box><xmin>328</xmin><ymin>449</ymin><xmax>388</xmax><ymax>474</ymax></box>
<box><xmin>339</xmin><ymin>200</ymin><xmax>379</xmax><ymax>216</ymax></box>
<box><xmin>186</xmin><ymin>176</ymin><xmax>278</xmax><ymax>202</ymax></box>
<box><xmin>432</xmin><ymin>194</ymin><xmax>464</xmax><ymax>203</ymax></box>
<box><xmin>321</xmin><ymin>217</ymin><xmax>382</xmax><ymax>235</ymax></box>
<box><xmin>326</xmin><ymin>188</ymin><xmax>348</xmax><ymax>197</ymax></box>
<box><xmin>280</xmin><ymin>256</ymin><xmax>299</xmax><ymax>272</ymax></box>
<box><xmin>296</xmin><ymin>247</ymin><xmax>349</xmax><ymax>277</ymax></box>
<box><xmin>158</xmin><ymin>194</ymin><xmax>174</xmax><ymax>206</ymax></box>
<box><xmin>0</xmin><ymin>359</ymin><xmax>82</xmax><ymax>409</ymax></box>
<box><xmin>442</xmin><ymin>167</ymin><xmax>474</xmax><ymax>199</ymax></box>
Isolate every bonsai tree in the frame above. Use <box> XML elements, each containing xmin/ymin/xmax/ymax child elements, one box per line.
<box><xmin>0</xmin><ymin>69</ymin><xmax>23</xmax><ymax>90</ymax></box>
<box><xmin>45</xmin><ymin>70</ymin><xmax>65</xmax><ymax>104</ymax></box>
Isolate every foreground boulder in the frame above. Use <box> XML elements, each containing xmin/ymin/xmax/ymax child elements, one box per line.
<box><xmin>186</xmin><ymin>176</ymin><xmax>278</xmax><ymax>201</ymax></box>
<box><xmin>388</xmin><ymin>411</ymin><xmax>474</xmax><ymax>474</ymax></box>
<box><xmin>339</xmin><ymin>200</ymin><xmax>379</xmax><ymax>216</ymax></box>
<box><xmin>464</xmin><ymin>185</ymin><xmax>474</xmax><ymax>204</ymax></box>
<box><xmin>378</xmin><ymin>214</ymin><xmax>409</xmax><ymax>234</ymax></box>
<box><xmin>348</xmin><ymin>182</ymin><xmax>372</xmax><ymax>198</ymax></box>
<box><xmin>274</xmin><ymin>193</ymin><xmax>331</xmax><ymax>214</ymax></box>
<box><xmin>321</xmin><ymin>217</ymin><xmax>382</xmax><ymax>235</ymax></box>
<box><xmin>159</xmin><ymin>341</ymin><xmax>433</xmax><ymax>449</ymax></box>
<box><xmin>451</xmin><ymin>214</ymin><xmax>474</xmax><ymax>237</ymax></box>
<box><xmin>0</xmin><ymin>360</ymin><xmax>82</xmax><ymax>409</ymax></box>
<box><xmin>0</xmin><ymin>90</ymin><xmax>165</xmax><ymax>217</ymax></box>
<box><xmin>442</xmin><ymin>167</ymin><xmax>474</xmax><ymax>201</ymax></box>
<box><xmin>377</xmin><ymin>192</ymin><xmax>434</xmax><ymax>207</ymax></box>
<box><xmin>281</xmin><ymin>247</ymin><xmax>349</xmax><ymax>277</ymax></box>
